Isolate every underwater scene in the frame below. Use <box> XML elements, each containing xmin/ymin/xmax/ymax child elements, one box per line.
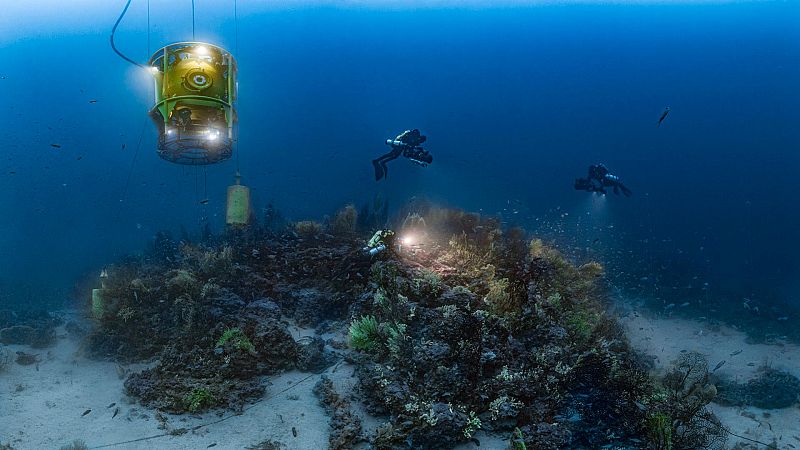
<box><xmin>1</xmin><ymin>0</ymin><xmax>799</xmax><ymax>449</ymax></box>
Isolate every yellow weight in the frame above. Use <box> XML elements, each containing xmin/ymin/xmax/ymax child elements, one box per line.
<box><xmin>226</xmin><ymin>174</ymin><xmax>250</xmax><ymax>226</ymax></box>
<box><xmin>91</xmin><ymin>289</ymin><xmax>105</xmax><ymax>320</ymax></box>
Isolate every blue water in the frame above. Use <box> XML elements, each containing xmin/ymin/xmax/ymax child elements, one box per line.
<box><xmin>1</xmin><ymin>1</ymin><xmax>798</xmax><ymax>310</ymax></box>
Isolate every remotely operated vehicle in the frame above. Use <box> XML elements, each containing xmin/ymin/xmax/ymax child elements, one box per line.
<box><xmin>148</xmin><ymin>42</ymin><xmax>238</xmax><ymax>165</ymax></box>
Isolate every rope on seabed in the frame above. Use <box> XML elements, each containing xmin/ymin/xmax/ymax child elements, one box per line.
<box><xmin>698</xmin><ymin>414</ymin><xmax>775</xmax><ymax>448</ymax></box>
<box><xmin>111</xmin><ymin>0</ymin><xmax>144</xmax><ymax>68</ymax></box>
<box><xmin>88</xmin><ymin>364</ymin><xmax>340</xmax><ymax>449</ymax></box>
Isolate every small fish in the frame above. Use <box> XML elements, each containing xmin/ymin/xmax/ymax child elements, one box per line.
<box><xmin>50</xmin><ymin>144</ymin><xmax>61</xmax><ymax>148</ymax></box>
<box><xmin>200</xmin><ymin>199</ymin><xmax>209</xmax><ymax>205</ymax></box>
<box><xmin>592</xmin><ymin>238</ymin><xmax>600</xmax><ymax>244</ymax></box>
<box><xmin>778</xmin><ymin>316</ymin><xmax>789</xmax><ymax>321</ymax></box>
<box><xmin>81</xmin><ymin>409</ymin><xmax>92</xmax><ymax>417</ymax></box>
<box><xmin>292</xmin><ymin>426</ymin><xmax>297</xmax><ymax>437</ymax></box>
<box><xmin>730</xmin><ymin>349</ymin><xmax>742</xmax><ymax>357</ymax></box>
<box><xmin>89</xmin><ymin>100</ymin><xmax>98</xmax><ymax>103</ymax></box>
<box><xmin>121</xmin><ymin>144</ymin><xmax>126</xmax><ymax>150</ymax></box>
<box><xmin>664</xmin><ymin>303</ymin><xmax>675</xmax><ymax>310</ymax></box>
<box><xmin>657</xmin><ymin>107</ymin><xmax>671</xmax><ymax>127</ymax></box>
<box><xmin>207</xmin><ymin>444</ymin><xmax>217</xmax><ymax>448</ymax></box>
<box><xmin>712</xmin><ymin>360</ymin><xmax>726</xmax><ymax>372</ymax></box>
<box><xmin>112</xmin><ymin>407</ymin><xmax>120</xmax><ymax>418</ymax></box>
<box><xmin>680</xmin><ymin>302</ymin><xmax>690</xmax><ymax>307</ymax></box>
<box><xmin>107</xmin><ymin>402</ymin><xmax>116</xmax><ymax>408</ymax></box>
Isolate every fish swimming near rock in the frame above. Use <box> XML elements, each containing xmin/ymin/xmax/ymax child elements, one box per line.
<box><xmin>112</xmin><ymin>407</ymin><xmax>120</xmax><ymax>418</ymax></box>
<box><xmin>107</xmin><ymin>402</ymin><xmax>116</xmax><ymax>408</ymax></box>
<box><xmin>81</xmin><ymin>409</ymin><xmax>92</xmax><ymax>417</ymax></box>
<box><xmin>712</xmin><ymin>360</ymin><xmax>726</xmax><ymax>372</ymax></box>
<box><xmin>730</xmin><ymin>349</ymin><xmax>742</xmax><ymax>357</ymax></box>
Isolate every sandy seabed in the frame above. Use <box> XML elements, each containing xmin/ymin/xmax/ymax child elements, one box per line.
<box><xmin>0</xmin><ymin>312</ymin><xmax>507</xmax><ymax>450</ymax></box>
<box><xmin>620</xmin><ymin>307</ymin><xmax>800</xmax><ymax>449</ymax></box>
<box><xmin>4</xmin><ymin>305</ymin><xmax>799</xmax><ymax>450</ymax></box>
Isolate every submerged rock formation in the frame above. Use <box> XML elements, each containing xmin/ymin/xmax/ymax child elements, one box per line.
<box><xmin>84</xmin><ymin>204</ymin><xmax>722</xmax><ymax>447</ymax></box>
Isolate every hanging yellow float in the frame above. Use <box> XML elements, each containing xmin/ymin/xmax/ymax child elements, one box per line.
<box><xmin>226</xmin><ymin>172</ymin><xmax>251</xmax><ymax>226</ymax></box>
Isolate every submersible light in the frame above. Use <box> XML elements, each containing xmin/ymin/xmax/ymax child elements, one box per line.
<box><xmin>148</xmin><ymin>42</ymin><xmax>237</xmax><ymax>165</ymax></box>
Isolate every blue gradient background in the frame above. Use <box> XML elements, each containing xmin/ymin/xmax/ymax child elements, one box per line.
<box><xmin>0</xmin><ymin>1</ymin><xmax>798</xmax><ymax>308</ymax></box>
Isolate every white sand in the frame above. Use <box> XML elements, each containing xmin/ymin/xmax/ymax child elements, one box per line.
<box><xmin>0</xmin><ymin>316</ymin><xmax>506</xmax><ymax>450</ymax></box>
<box><xmin>620</xmin><ymin>309</ymin><xmax>800</xmax><ymax>449</ymax></box>
<box><xmin>0</xmin><ymin>325</ymin><xmax>334</xmax><ymax>450</ymax></box>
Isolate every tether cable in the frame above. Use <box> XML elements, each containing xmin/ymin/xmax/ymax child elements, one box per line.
<box><xmin>114</xmin><ymin>117</ymin><xmax>148</xmax><ymax>223</ymax></box>
<box><xmin>192</xmin><ymin>0</ymin><xmax>196</xmax><ymax>40</ymax></box>
<box><xmin>111</xmin><ymin>0</ymin><xmax>144</xmax><ymax>68</ymax></box>
<box><xmin>234</xmin><ymin>0</ymin><xmax>241</xmax><ymax>173</ymax></box>
<box><xmin>147</xmin><ymin>0</ymin><xmax>151</xmax><ymax>56</ymax></box>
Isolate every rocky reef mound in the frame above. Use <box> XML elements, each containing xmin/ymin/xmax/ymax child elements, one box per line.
<box><xmin>83</xmin><ymin>203</ymin><xmax>723</xmax><ymax>448</ymax></box>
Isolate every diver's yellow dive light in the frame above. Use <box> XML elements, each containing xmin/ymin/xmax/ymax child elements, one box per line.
<box><xmin>148</xmin><ymin>42</ymin><xmax>237</xmax><ymax>165</ymax></box>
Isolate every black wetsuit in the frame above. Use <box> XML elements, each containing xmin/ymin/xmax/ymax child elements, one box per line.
<box><xmin>574</xmin><ymin>164</ymin><xmax>632</xmax><ymax>196</ymax></box>
<box><xmin>372</xmin><ymin>129</ymin><xmax>432</xmax><ymax>181</ymax></box>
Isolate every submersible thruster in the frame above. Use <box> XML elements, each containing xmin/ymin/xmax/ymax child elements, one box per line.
<box><xmin>148</xmin><ymin>42</ymin><xmax>238</xmax><ymax>165</ymax></box>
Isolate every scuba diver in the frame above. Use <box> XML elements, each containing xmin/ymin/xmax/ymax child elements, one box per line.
<box><xmin>574</xmin><ymin>164</ymin><xmax>632</xmax><ymax>196</ymax></box>
<box><xmin>362</xmin><ymin>229</ymin><xmax>396</xmax><ymax>256</ymax></box>
<box><xmin>372</xmin><ymin>129</ymin><xmax>433</xmax><ymax>181</ymax></box>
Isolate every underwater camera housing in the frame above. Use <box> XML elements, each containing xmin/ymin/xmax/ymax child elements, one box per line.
<box><xmin>148</xmin><ymin>42</ymin><xmax>237</xmax><ymax>165</ymax></box>
<box><xmin>405</xmin><ymin>148</ymin><xmax>433</xmax><ymax>166</ymax></box>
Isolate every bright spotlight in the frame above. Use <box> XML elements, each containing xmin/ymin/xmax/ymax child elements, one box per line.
<box><xmin>196</xmin><ymin>45</ymin><xmax>209</xmax><ymax>55</ymax></box>
<box><xmin>402</xmin><ymin>235</ymin><xmax>415</xmax><ymax>246</ymax></box>
<box><xmin>206</xmin><ymin>128</ymin><xmax>220</xmax><ymax>141</ymax></box>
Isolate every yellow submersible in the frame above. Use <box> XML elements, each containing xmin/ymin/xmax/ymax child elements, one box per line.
<box><xmin>226</xmin><ymin>172</ymin><xmax>251</xmax><ymax>226</ymax></box>
<box><xmin>148</xmin><ymin>42</ymin><xmax>237</xmax><ymax>165</ymax></box>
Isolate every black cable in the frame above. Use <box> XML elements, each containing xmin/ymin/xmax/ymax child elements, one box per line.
<box><xmin>234</xmin><ymin>0</ymin><xmax>241</xmax><ymax>174</ymax></box>
<box><xmin>192</xmin><ymin>0</ymin><xmax>196</xmax><ymax>40</ymax></box>
<box><xmin>114</xmin><ymin>117</ymin><xmax>148</xmax><ymax>224</ymax></box>
<box><xmin>110</xmin><ymin>0</ymin><xmax>144</xmax><ymax>68</ymax></box>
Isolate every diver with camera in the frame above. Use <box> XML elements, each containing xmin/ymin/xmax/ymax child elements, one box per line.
<box><xmin>574</xmin><ymin>163</ymin><xmax>632</xmax><ymax>196</ymax></box>
<box><xmin>372</xmin><ymin>129</ymin><xmax>433</xmax><ymax>181</ymax></box>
